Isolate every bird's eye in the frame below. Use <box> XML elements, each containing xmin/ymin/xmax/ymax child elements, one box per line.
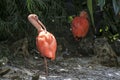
<box><xmin>35</xmin><ymin>15</ymin><xmax>38</xmax><ymax>19</ymax></box>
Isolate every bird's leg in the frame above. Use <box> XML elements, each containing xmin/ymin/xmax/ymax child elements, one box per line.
<box><xmin>44</xmin><ymin>57</ymin><xmax>48</xmax><ymax>76</ymax></box>
<box><xmin>75</xmin><ymin>36</ymin><xmax>82</xmax><ymax>41</ymax></box>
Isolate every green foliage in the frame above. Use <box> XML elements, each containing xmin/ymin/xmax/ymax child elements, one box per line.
<box><xmin>0</xmin><ymin>0</ymin><xmax>17</xmax><ymax>40</ymax></box>
<box><xmin>27</xmin><ymin>0</ymin><xmax>66</xmax><ymax>23</ymax></box>
<box><xmin>27</xmin><ymin>0</ymin><xmax>47</xmax><ymax>15</ymax></box>
<box><xmin>101</xmin><ymin>0</ymin><xmax>120</xmax><ymax>41</ymax></box>
<box><xmin>0</xmin><ymin>0</ymin><xmax>66</xmax><ymax>41</ymax></box>
<box><xmin>0</xmin><ymin>0</ymin><xmax>30</xmax><ymax>41</ymax></box>
<box><xmin>112</xmin><ymin>0</ymin><xmax>120</xmax><ymax>15</ymax></box>
<box><xmin>0</xmin><ymin>0</ymin><xmax>119</xmax><ymax>42</ymax></box>
<box><xmin>97</xmin><ymin>0</ymin><xmax>120</xmax><ymax>15</ymax></box>
<box><xmin>87</xmin><ymin>0</ymin><xmax>120</xmax><ymax>42</ymax></box>
<box><xmin>27</xmin><ymin>0</ymin><xmax>67</xmax><ymax>34</ymax></box>
<box><xmin>98</xmin><ymin>0</ymin><xmax>105</xmax><ymax>10</ymax></box>
<box><xmin>87</xmin><ymin>0</ymin><xmax>95</xmax><ymax>31</ymax></box>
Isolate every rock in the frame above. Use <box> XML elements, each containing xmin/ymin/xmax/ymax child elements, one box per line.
<box><xmin>111</xmin><ymin>39</ymin><xmax>120</xmax><ymax>56</ymax></box>
<box><xmin>93</xmin><ymin>37</ymin><xmax>118</xmax><ymax>67</ymax></box>
<box><xmin>78</xmin><ymin>37</ymin><xmax>94</xmax><ymax>56</ymax></box>
<box><xmin>0</xmin><ymin>67</ymin><xmax>10</xmax><ymax>76</ymax></box>
<box><xmin>9</xmin><ymin>37</ymin><xmax>29</xmax><ymax>57</ymax></box>
<box><xmin>0</xmin><ymin>57</ymin><xmax>8</xmax><ymax>66</ymax></box>
<box><xmin>32</xmin><ymin>73</ymin><xmax>39</xmax><ymax>80</ymax></box>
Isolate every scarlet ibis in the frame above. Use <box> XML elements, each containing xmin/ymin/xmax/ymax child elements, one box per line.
<box><xmin>71</xmin><ymin>11</ymin><xmax>89</xmax><ymax>40</ymax></box>
<box><xmin>28</xmin><ymin>14</ymin><xmax>57</xmax><ymax>76</ymax></box>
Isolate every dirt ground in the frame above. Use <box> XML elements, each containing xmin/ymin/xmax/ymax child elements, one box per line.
<box><xmin>0</xmin><ymin>37</ymin><xmax>120</xmax><ymax>80</ymax></box>
<box><xmin>0</xmin><ymin>56</ymin><xmax>120</xmax><ymax>80</ymax></box>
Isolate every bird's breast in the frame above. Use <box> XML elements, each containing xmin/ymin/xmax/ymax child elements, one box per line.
<box><xmin>71</xmin><ymin>16</ymin><xmax>89</xmax><ymax>38</ymax></box>
<box><xmin>36</xmin><ymin>31</ymin><xmax>57</xmax><ymax>60</ymax></box>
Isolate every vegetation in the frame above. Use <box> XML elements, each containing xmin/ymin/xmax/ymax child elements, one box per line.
<box><xmin>87</xmin><ymin>0</ymin><xmax>120</xmax><ymax>42</ymax></box>
<box><xmin>0</xmin><ymin>0</ymin><xmax>120</xmax><ymax>42</ymax></box>
<box><xmin>0</xmin><ymin>1</ymin><xmax>120</xmax><ymax>78</ymax></box>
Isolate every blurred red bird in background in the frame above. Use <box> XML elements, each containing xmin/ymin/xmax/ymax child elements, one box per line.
<box><xmin>28</xmin><ymin>14</ymin><xmax>57</xmax><ymax>76</ymax></box>
<box><xmin>71</xmin><ymin>11</ymin><xmax>89</xmax><ymax>40</ymax></box>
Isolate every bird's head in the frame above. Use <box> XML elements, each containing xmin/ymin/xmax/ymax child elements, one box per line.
<box><xmin>28</xmin><ymin>14</ymin><xmax>47</xmax><ymax>32</ymax></box>
<box><xmin>79</xmin><ymin>11</ymin><xmax>88</xmax><ymax>18</ymax></box>
<box><xmin>28</xmin><ymin>14</ymin><xmax>39</xmax><ymax>23</ymax></box>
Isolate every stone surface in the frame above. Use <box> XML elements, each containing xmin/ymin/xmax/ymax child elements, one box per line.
<box><xmin>93</xmin><ymin>37</ymin><xmax>118</xmax><ymax>67</ymax></box>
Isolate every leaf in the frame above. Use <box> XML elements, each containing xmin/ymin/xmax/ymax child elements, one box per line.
<box><xmin>98</xmin><ymin>0</ymin><xmax>105</xmax><ymax>10</ymax></box>
<box><xmin>87</xmin><ymin>0</ymin><xmax>95</xmax><ymax>31</ymax></box>
<box><xmin>27</xmin><ymin>0</ymin><xmax>33</xmax><ymax>13</ymax></box>
<box><xmin>112</xmin><ymin>0</ymin><xmax>120</xmax><ymax>15</ymax></box>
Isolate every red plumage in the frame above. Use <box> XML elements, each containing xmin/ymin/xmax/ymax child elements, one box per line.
<box><xmin>36</xmin><ymin>31</ymin><xmax>57</xmax><ymax>60</ymax></box>
<box><xmin>28</xmin><ymin>14</ymin><xmax>57</xmax><ymax>60</ymax></box>
<box><xmin>71</xmin><ymin>11</ymin><xmax>89</xmax><ymax>40</ymax></box>
<box><xmin>28</xmin><ymin>14</ymin><xmax>57</xmax><ymax>76</ymax></box>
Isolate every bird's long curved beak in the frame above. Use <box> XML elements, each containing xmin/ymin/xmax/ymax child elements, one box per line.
<box><xmin>28</xmin><ymin>14</ymin><xmax>43</xmax><ymax>32</ymax></box>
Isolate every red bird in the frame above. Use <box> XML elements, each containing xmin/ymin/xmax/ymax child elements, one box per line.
<box><xmin>28</xmin><ymin>14</ymin><xmax>57</xmax><ymax>76</ymax></box>
<box><xmin>71</xmin><ymin>11</ymin><xmax>89</xmax><ymax>40</ymax></box>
